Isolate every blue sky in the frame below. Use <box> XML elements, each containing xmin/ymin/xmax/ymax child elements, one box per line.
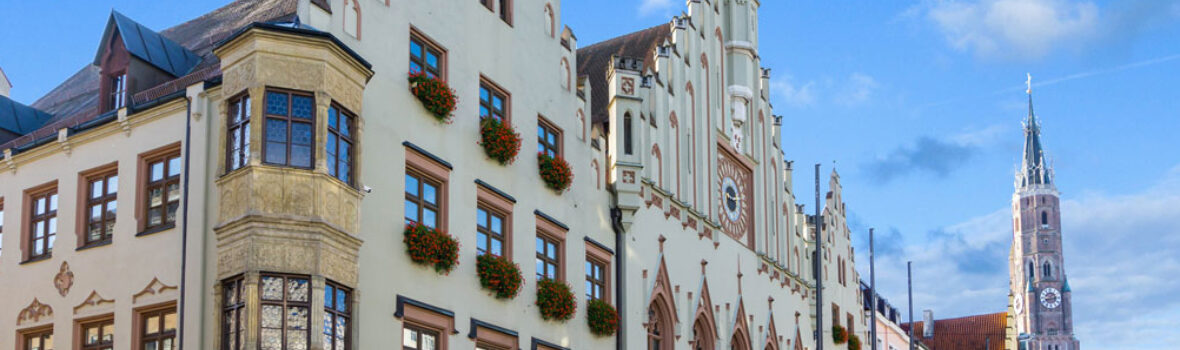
<box><xmin>3</xmin><ymin>1</ymin><xmax>1179</xmax><ymax>348</ymax></box>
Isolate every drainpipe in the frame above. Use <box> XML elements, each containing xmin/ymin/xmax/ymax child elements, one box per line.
<box><xmin>177</xmin><ymin>94</ymin><xmax>194</xmax><ymax>349</ymax></box>
<box><xmin>611</xmin><ymin>207</ymin><xmax>626</xmax><ymax>350</ymax></box>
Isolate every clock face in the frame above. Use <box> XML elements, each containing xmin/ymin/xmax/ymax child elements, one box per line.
<box><xmin>1040</xmin><ymin>287</ymin><xmax>1062</xmax><ymax>309</ymax></box>
<box><xmin>1014</xmin><ymin>296</ymin><xmax>1024</xmax><ymax>315</ymax></box>
<box><xmin>717</xmin><ymin>150</ymin><xmax>752</xmax><ymax>243</ymax></box>
<box><xmin>722</xmin><ymin>177</ymin><xmax>742</xmax><ymax>222</ymax></box>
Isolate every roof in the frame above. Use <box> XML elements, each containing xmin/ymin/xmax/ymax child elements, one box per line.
<box><xmin>575</xmin><ymin>23</ymin><xmax>671</xmax><ymax>124</ymax></box>
<box><xmin>1019</xmin><ymin>92</ymin><xmax>1052</xmax><ymax>187</ymax></box>
<box><xmin>0</xmin><ymin>95</ymin><xmax>54</xmax><ymax>143</ymax></box>
<box><xmin>3</xmin><ymin>0</ymin><xmax>297</xmax><ymax>152</ymax></box>
<box><xmin>97</xmin><ymin>11</ymin><xmax>204</xmax><ymax>77</ymax></box>
<box><xmin>901</xmin><ymin>312</ymin><xmax>1008</xmax><ymax>350</ymax></box>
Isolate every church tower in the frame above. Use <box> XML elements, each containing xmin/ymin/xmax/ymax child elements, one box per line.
<box><xmin>1009</xmin><ymin>76</ymin><xmax>1080</xmax><ymax>350</ymax></box>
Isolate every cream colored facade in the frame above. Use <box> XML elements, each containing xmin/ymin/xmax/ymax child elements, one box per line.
<box><xmin>0</xmin><ymin>1</ymin><xmax>875</xmax><ymax>350</ymax></box>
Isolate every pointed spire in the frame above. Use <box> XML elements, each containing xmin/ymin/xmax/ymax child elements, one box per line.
<box><xmin>1018</xmin><ymin>73</ymin><xmax>1053</xmax><ymax>189</ymax></box>
<box><xmin>1062</xmin><ymin>276</ymin><xmax>1071</xmax><ymax>293</ymax></box>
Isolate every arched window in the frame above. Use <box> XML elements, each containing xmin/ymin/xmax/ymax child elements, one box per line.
<box><xmin>1028</xmin><ymin>261</ymin><xmax>1034</xmax><ymax>281</ymax></box>
<box><xmin>559</xmin><ymin>58</ymin><xmax>571</xmax><ymax>91</ymax></box>
<box><xmin>648</xmin><ymin>302</ymin><xmax>672</xmax><ymax>350</ymax></box>
<box><xmin>1041</xmin><ymin>212</ymin><xmax>1049</xmax><ymax>227</ymax></box>
<box><xmin>1043</xmin><ymin>261</ymin><xmax>1052</xmax><ymax>278</ymax></box>
<box><xmin>693</xmin><ymin>318</ymin><xmax>715</xmax><ymax>350</ymax></box>
<box><xmin>343</xmin><ymin>0</ymin><xmax>361</xmax><ymax>39</ymax></box>
<box><xmin>543</xmin><ymin>4</ymin><xmax>555</xmax><ymax>38</ymax></box>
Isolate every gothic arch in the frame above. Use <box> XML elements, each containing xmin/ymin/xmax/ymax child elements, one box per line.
<box><xmin>543</xmin><ymin>3</ymin><xmax>555</xmax><ymax>38</ymax></box>
<box><xmin>765</xmin><ymin>312</ymin><xmax>781</xmax><ymax>350</ymax></box>
<box><xmin>731</xmin><ymin>299</ymin><xmax>753</xmax><ymax>350</ymax></box>
<box><xmin>590</xmin><ymin>159</ymin><xmax>601</xmax><ymax>190</ymax></box>
<box><xmin>343</xmin><ymin>0</ymin><xmax>362</xmax><ymax>39</ymax></box>
<box><xmin>648</xmin><ymin>256</ymin><xmax>678</xmax><ymax>350</ymax></box>
<box><xmin>576</xmin><ymin>108</ymin><xmax>586</xmax><ymax>141</ymax></box>
<box><xmin>793</xmin><ymin>327</ymin><xmax>803</xmax><ymax>350</ymax></box>
<box><xmin>559</xmin><ymin>57</ymin><xmax>572</xmax><ymax>91</ymax></box>
<box><xmin>693</xmin><ymin>279</ymin><xmax>719</xmax><ymax>350</ymax></box>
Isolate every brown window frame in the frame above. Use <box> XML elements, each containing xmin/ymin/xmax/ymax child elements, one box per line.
<box><xmin>404</xmin><ymin>146</ymin><xmax>450</xmax><ymax>232</ymax></box>
<box><xmin>477</xmin><ymin>205</ymin><xmax>508</xmax><ymax>258</ymax></box>
<box><xmin>498</xmin><ymin>0</ymin><xmax>513</xmax><ymax>25</ymax></box>
<box><xmin>327</xmin><ymin>103</ymin><xmax>357</xmax><ymax>186</ymax></box>
<box><xmin>405</xmin><ymin>171</ymin><xmax>443</xmax><ymax>230</ymax></box>
<box><xmin>22</xmin><ymin>327</ymin><xmax>53</xmax><ymax>350</ymax></box>
<box><xmin>226</xmin><ymin>93</ymin><xmax>252</xmax><ymax>173</ymax></box>
<box><xmin>140</xmin><ymin>147</ymin><xmax>181</xmax><ymax>234</ymax></box>
<box><xmin>324</xmin><ymin>281</ymin><xmax>352</xmax><ymax>350</ymax></box>
<box><xmin>586</xmin><ymin>258</ymin><xmax>607</xmax><ymax>302</ymax></box>
<box><xmin>80</xmin><ymin>317</ymin><xmax>115</xmax><ymax>350</ymax></box>
<box><xmin>258</xmin><ymin>274</ymin><xmax>311</xmax><ymax>350</ymax></box>
<box><xmin>402</xmin><ymin>324</ymin><xmax>440</xmax><ymax>350</ymax></box>
<box><xmin>535</xmin><ymin>234</ymin><xmax>561</xmax><ymax>280</ymax></box>
<box><xmin>138</xmin><ymin>305</ymin><xmax>177</xmax><ymax>350</ymax></box>
<box><xmin>262</xmin><ymin>89</ymin><xmax>316</xmax><ymax>169</ymax></box>
<box><xmin>476</xmin><ymin>182</ymin><xmax>514</xmax><ymax>260</ymax></box>
<box><xmin>409</xmin><ymin>28</ymin><xmax>447</xmax><ymax>81</ymax></box>
<box><xmin>585</xmin><ymin>240</ymin><xmax>612</xmax><ymax>303</ymax></box>
<box><xmin>26</xmin><ymin>185</ymin><xmax>58</xmax><ymax>262</ymax></box>
<box><xmin>537</xmin><ymin>116</ymin><xmax>562</xmax><ymax>158</ymax></box>
<box><xmin>81</xmin><ymin>166</ymin><xmax>118</xmax><ymax>248</ymax></box>
<box><xmin>221</xmin><ymin>276</ymin><xmax>246</xmax><ymax>350</ymax></box>
<box><xmin>479</xmin><ymin>77</ymin><xmax>511</xmax><ymax>124</ymax></box>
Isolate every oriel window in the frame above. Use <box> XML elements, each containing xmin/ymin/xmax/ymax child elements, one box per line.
<box><xmin>324</xmin><ymin>282</ymin><xmax>352</xmax><ymax>350</ymax></box>
<box><xmin>327</xmin><ymin>104</ymin><xmax>356</xmax><ymax>186</ymax></box>
<box><xmin>222</xmin><ymin>277</ymin><xmax>246</xmax><ymax>350</ymax></box>
<box><xmin>259</xmin><ymin>274</ymin><xmax>311</xmax><ymax>350</ymax></box>
<box><xmin>226</xmin><ymin>94</ymin><xmax>251</xmax><ymax>172</ymax></box>
<box><xmin>264</xmin><ymin>90</ymin><xmax>315</xmax><ymax>168</ymax></box>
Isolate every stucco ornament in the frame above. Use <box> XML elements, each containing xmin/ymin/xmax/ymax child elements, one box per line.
<box><xmin>17</xmin><ymin>298</ymin><xmax>54</xmax><ymax>326</ymax></box>
<box><xmin>54</xmin><ymin>261</ymin><xmax>75</xmax><ymax>297</ymax></box>
<box><xmin>731</xmin><ymin>99</ymin><xmax>748</xmax><ymax>152</ymax></box>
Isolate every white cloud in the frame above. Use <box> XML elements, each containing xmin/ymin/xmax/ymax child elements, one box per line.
<box><xmin>638</xmin><ymin>0</ymin><xmax>676</xmax><ymax>16</ymax></box>
<box><xmin>770</xmin><ymin>76</ymin><xmax>817</xmax><ymax>107</ymax></box>
<box><xmin>861</xmin><ymin>164</ymin><xmax>1180</xmax><ymax>349</ymax></box>
<box><xmin>926</xmin><ymin>0</ymin><xmax>1099</xmax><ymax>60</ymax></box>
<box><xmin>834</xmin><ymin>73</ymin><xmax>879</xmax><ymax>106</ymax></box>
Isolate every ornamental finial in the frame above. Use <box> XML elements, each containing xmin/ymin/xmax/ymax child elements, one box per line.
<box><xmin>1026</xmin><ymin>73</ymin><xmax>1032</xmax><ymax>95</ymax></box>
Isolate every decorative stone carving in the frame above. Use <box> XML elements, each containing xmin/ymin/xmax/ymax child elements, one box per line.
<box><xmin>17</xmin><ymin>298</ymin><xmax>53</xmax><ymax>326</ymax></box>
<box><xmin>74</xmin><ymin>291</ymin><xmax>115</xmax><ymax>315</ymax></box>
<box><xmin>133</xmin><ymin>277</ymin><xmax>178</xmax><ymax>304</ymax></box>
<box><xmin>54</xmin><ymin>261</ymin><xmax>74</xmax><ymax>297</ymax></box>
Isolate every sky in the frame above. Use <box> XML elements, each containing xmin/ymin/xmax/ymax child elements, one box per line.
<box><xmin>2</xmin><ymin>0</ymin><xmax>1179</xmax><ymax>348</ymax></box>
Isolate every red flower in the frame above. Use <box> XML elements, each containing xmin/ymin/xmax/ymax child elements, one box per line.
<box><xmin>479</xmin><ymin>117</ymin><xmax>522</xmax><ymax>165</ymax></box>
<box><xmin>832</xmin><ymin>324</ymin><xmax>848</xmax><ymax>344</ymax></box>
<box><xmin>403</xmin><ymin>223</ymin><xmax>460</xmax><ymax>274</ymax></box>
<box><xmin>586</xmin><ymin>299</ymin><xmax>619</xmax><ymax>336</ymax></box>
<box><xmin>537</xmin><ymin>153</ymin><xmax>573</xmax><ymax>191</ymax></box>
<box><xmin>536</xmin><ymin>278</ymin><xmax>576</xmax><ymax>321</ymax></box>
<box><xmin>408</xmin><ymin>72</ymin><xmax>458</xmax><ymax>123</ymax></box>
<box><xmin>477</xmin><ymin>254</ymin><xmax>523</xmax><ymax>299</ymax></box>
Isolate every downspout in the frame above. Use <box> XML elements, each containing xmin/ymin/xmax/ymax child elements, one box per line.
<box><xmin>177</xmin><ymin>95</ymin><xmax>194</xmax><ymax>349</ymax></box>
<box><xmin>611</xmin><ymin>207</ymin><xmax>626</xmax><ymax>350</ymax></box>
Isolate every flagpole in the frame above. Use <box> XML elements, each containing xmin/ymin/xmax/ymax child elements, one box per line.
<box><xmin>908</xmin><ymin>261</ymin><xmax>915</xmax><ymax>350</ymax></box>
<box><xmin>870</xmin><ymin>228</ymin><xmax>877</xmax><ymax>350</ymax></box>
<box><xmin>815</xmin><ymin>163</ymin><xmax>824</xmax><ymax>350</ymax></box>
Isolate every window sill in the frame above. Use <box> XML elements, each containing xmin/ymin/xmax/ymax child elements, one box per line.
<box><xmin>77</xmin><ymin>240</ymin><xmax>113</xmax><ymax>252</ymax></box>
<box><xmin>137</xmin><ymin>224</ymin><xmax>176</xmax><ymax>237</ymax></box>
<box><xmin>20</xmin><ymin>255</ymin><xmax>52</xmax><ymax>265</ymax></box>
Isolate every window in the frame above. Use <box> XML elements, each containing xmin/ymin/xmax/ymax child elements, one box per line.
<box><xmin>263</xmin><ymin>90</ymin><xmax>315</xmax><ymax>168</ymax></box>
<box><xmin>260</xmin><ymin>274</ymin><xmax>310</xmax><ymax>350</ymax></box>
<box><xmin>535</xmin><ymin>235</ymin><xmax>560</xmax><ymax>280</ymax></box>
<box><xmin>479</xmin><ymin>80</ymin><xmax>509</xmax><ymax>123</ymax></box>
<box><xmin>498</xmin><ymin>0</ymin><xmax>513</xmax><ymax>24</ymax></box>
<box><xmin>327</xmin><ymin>104</ymin><xmax>356</xmax><ymax>186</ymax></box>
<box><xmin>139</xmin><ymin>307</ymin><xmax>177</xmax><ymax>350</ymax></box>
<box><xmin>409</xmin><ymin>30</ymin><xmax>445</xmax><ymax>79</ymax></box>
<box><xmin>1043</xmin><ymin>262</ymin><xmax>1052</xmax><ymax>278</ymax></box>
<box><xmin>28</xmin><ymin>188</ymin><xmax>58</xmax><ymax>260</ymax></box>
<box><xmin>226</xmin><ymin>94</ymin><xmax>251</xmax><ymax>172</ymax></box>
<box><xmin>405</xmin><ymin>173</ymin><xmax>441</xmax><ymax>229</ymax></box>
<box><xmin>623</xmin><ymin>113</ymin><xmax>633</xmax><ymax>155</ymax></box>
<box><xmin>476</xmin><ymin>206</ymin><xmax>506</xmax><ymax>257</ymax></box>
<box><xmin>537</xmin><ymin>117</ymin><xmax>561</xmax><ymax>158</ymax></box>
<box><xmin>402</xmin><ymin>325</ymin><xmax>439</xmax><ymax>350</ymax></box>
<box><xmin>143</xmin><ymin>151</ymin><xmax>181</xmax><ymax>232</ymax></box>
<box><xmin>480</xmin><ymin>0</ymin><xmax>493</xmax><ymax>11</ymax></box>
<box><xmin>831</xmin><ymin>304</ymin><xmax>839</xmax><ymax>328</ymax></box>
<box><xmin>81</xmin><ymin>319</ymin><xmax>114</xmax><ymax>350</ymax></box>
<box><xmin>586</xmin><ymin>259</ymin><xmax>606</xmax><ymax>301</ymax></box>
<box><xmin>110</xmin><ymin>73</ymin><xmax>127</xmax><ymax>110</ymax></box>
<box><xmin>222</xmin><ymin>277</ymin><xmax>246</xmax><ymax>350</ymax></box>
<box><xmin>23</xmin><ymin>328</ymin><xmax>52</xmax><ymax>350</ymax></box>
<box><xmin>83</xmin><ymin>170</ymin><xmax>118</xmax><ymax>246</ymax></box>
<box><xmin>324</xmin><ymin>282</ymin><xmax>351</xmax><ymax>350</ymax></box>
<box><xmin>1041</xmin><ymin>212</ymin><xmax>1049</xmax><ymax>228</ymax></box>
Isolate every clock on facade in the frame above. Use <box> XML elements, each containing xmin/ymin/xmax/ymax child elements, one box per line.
<box><xmin>721</xmin><ymin>177</ymin><xmax>743</xmax><ymax>222</ymax></box>
<box><xmin>717</xmin><ymin>151</ymin><xmax>752</xmax><ymax>244</ymax></box>
<box><xmin>1014</xmin><ymin>295</ymin><xmax>1024</xmax><ymax>315</ymax></box>
<box><xmin>1040</xmin><ymin>287</ymin><xmax>1062</xmax><ymax>309</ymax></box>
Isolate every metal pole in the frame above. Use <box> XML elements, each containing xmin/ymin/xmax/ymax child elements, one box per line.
<box><xmin>815</xmin><ymin>164</ymin><xmax>824</xmax><ymax>350</ymax></box>
<box><xmin>908</xmin><ymin>261</ymin><xmax>915</xmax><ymax>350</ymax></box>
<box><xmin>870</xmin><ymin>228</ymin><xmax>877</xmax><ymax>350</ymax></box>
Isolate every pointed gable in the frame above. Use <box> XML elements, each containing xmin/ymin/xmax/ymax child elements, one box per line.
<box><xmin>0</xmin><ymin>95</ymin><xmax>54</xmax><ymax>143</ymax></box>
<box><xmin>95</xmin><ymin>11</ymin><xmax>202</xmax><ymax>77</ymax></box>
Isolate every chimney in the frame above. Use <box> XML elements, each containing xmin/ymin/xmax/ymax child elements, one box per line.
<box><xmin>922</xmin><ymin>310</ymin><xmax>934</xmax><ymax>338</ymax></box>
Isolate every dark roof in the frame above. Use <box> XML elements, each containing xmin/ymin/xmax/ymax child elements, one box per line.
<box><xmin>901</xmin><ymin>312</ymin><xmax>1007</xmax><ymax>350</ymax></box>
<box><xmin>97</xmin><ymin>11</ymin><xmax>204</xmax><ymax>77</ymax></box>
<box><xmin>311</xmin><ymin>0</ymin><xmax>332</xmax><ymax>13</ymax></box>
<box><xmin>215</xmin><ymin>21</ymin><xmax>372</xmax><ymax>70</ymax></box>
<box><xmin>0</xmin><ymin>95</ymin><xmax>54</xmax><ymax>144</ymax></box>
<box><xmin>3</xmin><ymin>0</ymin><xmax>297</xmax><ymax>152</ymax></box>
<box><xmin>1020</xmin><ymin>93</ymin><xmax>1052</xmax><ymax>187</ymax></box>
<box><xmin>576</xmin><ymin>23</ymin><xmax>670</xmax><ymax>124</ymax></box>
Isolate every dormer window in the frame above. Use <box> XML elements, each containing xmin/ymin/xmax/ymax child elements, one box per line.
<box><xmin>109</xmin><ymin>73</ymin><xmax>127</xmax><ymax>110</ymax></box>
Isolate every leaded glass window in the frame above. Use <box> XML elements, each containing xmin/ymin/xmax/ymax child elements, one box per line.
<box><xmin>324</xmin><ymin>282</ymin><xmax>351</xmax><ymax>350</ymax></box>
<box><xmin>260</xmin><ymin>275</ymin><xmax>310</xmax><ymax>350</ymax></box>
<box><xmin>222</xmin><ymin>277</ymin><xmax>246</xmax><ymax>350</ymax></box>
<box><xmin>264</xmin><ymin>90</ymin><xmax>315</xmax><ymax>168</ymax></box>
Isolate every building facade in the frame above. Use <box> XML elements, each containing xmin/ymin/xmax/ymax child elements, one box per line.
<box><xmin>0</xmin><ymin>1</ymin><xmax>870</xmax><ymax>349</ymax></box>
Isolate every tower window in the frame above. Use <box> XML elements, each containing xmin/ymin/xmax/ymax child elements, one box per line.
<box><xmin>623</xmin><ymin>113</ymin><xmax>633</xmax><ymax>155</ymax></box>
<box><xmin>1041</xmin><ymin>212</ymin><xmax>1049</xmax><ymax>227</ymax></box>
<box><xmin>1043</xmin><ymin>262</ymin><xmax>1052</xmax><ymax>278</ymax></box>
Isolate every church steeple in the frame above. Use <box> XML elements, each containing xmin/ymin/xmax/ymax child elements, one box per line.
<box><xmin>1018</xmin><ymin>74</ymin><xmax>1053</xmax><ymax>189</ymax></box>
